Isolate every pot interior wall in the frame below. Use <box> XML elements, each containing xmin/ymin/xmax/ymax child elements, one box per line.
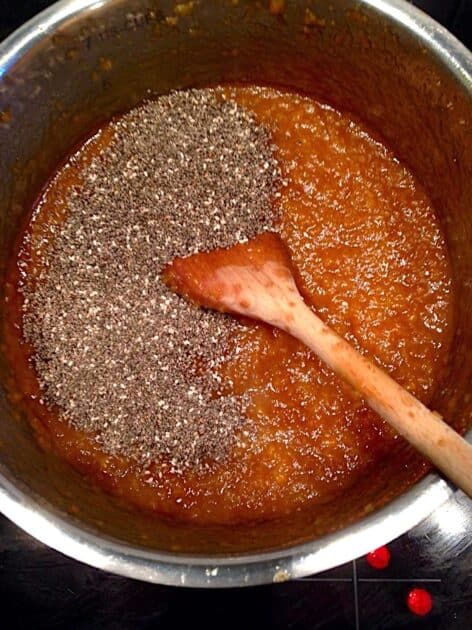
<box><xmin>0</xmin><ymin>0</ymin><xmax>470</xmax><ymax>554</ymax></box>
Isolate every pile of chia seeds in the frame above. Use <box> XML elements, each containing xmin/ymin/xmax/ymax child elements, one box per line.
<box><xmin>22</xmin><ymin>89</ymin><xmax>280</xmax><ymax>473</ymax></box>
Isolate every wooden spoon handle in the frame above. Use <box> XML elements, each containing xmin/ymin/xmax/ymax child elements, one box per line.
<box><xmin>290</xmin><ymin>299</ymin><xmax>472</xmax><ymax>496</ymax></box>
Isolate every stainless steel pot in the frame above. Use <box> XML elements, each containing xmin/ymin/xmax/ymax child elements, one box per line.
<box><xmin>0</xmin><ymin>0</ymin><xmax>470</xmax><ymax>587</ymax></box>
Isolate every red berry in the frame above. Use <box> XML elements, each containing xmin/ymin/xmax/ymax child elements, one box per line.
<box><xmin>366</xmin><ymin>545</ymin><xmax>391</xmax><ymax>569</ymax></box>
<box><xmin>407</xmin><ymin>588</ymin><xmax>433</xmax><ymax>616</ymax></box>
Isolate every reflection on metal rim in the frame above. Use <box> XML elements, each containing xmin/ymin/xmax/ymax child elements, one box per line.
<box><xmin>0</xmin><ymin>471</ymin><xmax>454</xmax><ymax>586</ymax></box>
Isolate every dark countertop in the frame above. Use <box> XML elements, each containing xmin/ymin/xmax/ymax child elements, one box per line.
<box><xmin>2</xmin><ymin>491</ymin><xmax>471</xmax><ymax>629</ymax></box>
<box><xmin>1</xmin><ymin>2</ymin><xmax>471</xmax><ymax>629</ymax></box>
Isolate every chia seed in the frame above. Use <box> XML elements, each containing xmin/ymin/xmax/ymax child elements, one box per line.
<box><xmin>22</xmin><ymin>89</ymin><xmax>280</xmax><ymax>474</ymax></box>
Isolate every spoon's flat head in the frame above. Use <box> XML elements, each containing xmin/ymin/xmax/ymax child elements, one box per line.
<box><xmin>162</xmin><ymin>232</ymin><xmax>299</xmax><ymax>322</ymax></box>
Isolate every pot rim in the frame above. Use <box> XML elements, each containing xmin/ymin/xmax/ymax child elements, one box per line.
<box><xmin>0</xmin><ymin>0</ymin><xmax>470</xmax><ymax>587</ymax></box>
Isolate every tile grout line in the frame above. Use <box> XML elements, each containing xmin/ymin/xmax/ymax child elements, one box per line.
<box><xmin>353</xmin><ymin>559</ymin><xmax>360</xmax><ymax>630</ymax></box>
<box><xmin>295</xmin><ymin>578</ymin><xmax>353</xmax><ymax>582</ymax></box>
<box><xmin>296</xmin><ymin>577</ymin><xmax>442</xmax><ymax>583</ymax></box>
<box><xmin>359</xmin><ymin>578</ymin><xmax>442</xmax><ymax>583</ymax></box>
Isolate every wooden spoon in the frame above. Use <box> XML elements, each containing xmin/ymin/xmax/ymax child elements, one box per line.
<box><xmin>163</xmin><ymin>232</ymin><xmax>472</xmax><ymax>497</ymax></box>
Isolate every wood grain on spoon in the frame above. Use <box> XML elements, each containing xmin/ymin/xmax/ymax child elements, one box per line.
<box><xmin>163</xmin><ymin>232</ymin><xmax>472</xmax><ymax>497</ymax></box>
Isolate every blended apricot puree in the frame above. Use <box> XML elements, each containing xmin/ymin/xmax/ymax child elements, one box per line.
<box><xmin>4</xmin><ymin>87</ymin><xmax>453</xmax><ymax>525</ymax></box>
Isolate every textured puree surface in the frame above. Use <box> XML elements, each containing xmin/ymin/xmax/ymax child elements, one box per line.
<box><xmin>4</xmin><ymin>86</ymin><xmax>453</xmax><ymax>525</ymax></box>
